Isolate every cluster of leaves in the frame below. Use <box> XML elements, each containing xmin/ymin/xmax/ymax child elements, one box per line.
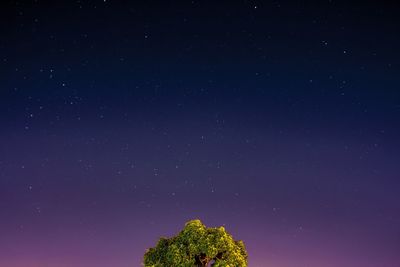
<box><xmin>144</xmin><ymin>219</ymin><xmax>248</xmax><ymax>267</ymax></box>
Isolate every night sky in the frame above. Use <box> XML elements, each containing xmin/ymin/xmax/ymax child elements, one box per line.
<box><xmin>1</xmin><ymin>1</ymin><xmax>400</xmax><ymax>267</ymax></box>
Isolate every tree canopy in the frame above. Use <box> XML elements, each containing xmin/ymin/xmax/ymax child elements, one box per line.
<box><xmin>143</xmin><ymin>219</ymin><xmax>248</xmax><ymax>267</ymax></box>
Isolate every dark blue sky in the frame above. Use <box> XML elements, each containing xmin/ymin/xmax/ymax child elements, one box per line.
<box><xmin>1</xmin><ymin>1</ymin><xmax>400</xmax><ymax>267</ymax></box>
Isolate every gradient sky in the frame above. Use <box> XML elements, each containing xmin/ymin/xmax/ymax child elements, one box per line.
<box><xmin>1</xmin><ymin>1</ymin><xmax>400</xmax><ymax>267</ymax></box>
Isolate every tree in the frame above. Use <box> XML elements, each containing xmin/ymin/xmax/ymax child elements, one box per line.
<box><xmin>143</xmin><ymin>219</ymin><xmax>248</xmax><ymax>267</ymax></box>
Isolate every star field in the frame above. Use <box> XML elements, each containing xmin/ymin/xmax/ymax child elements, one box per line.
<box><xmin>1</xmin><ymin>1</ymin><xmax>400</xmax><ymax>267</ymax></box>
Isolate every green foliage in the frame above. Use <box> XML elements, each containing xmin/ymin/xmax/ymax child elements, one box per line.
<box><xmin>143</xmin><ymin>219</ymin><xmax>248</xmax><ymax>267</ymax></box>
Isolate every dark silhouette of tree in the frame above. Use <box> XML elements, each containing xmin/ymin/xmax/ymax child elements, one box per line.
<box><xmin>143</xmin><ymin>219</ymin><xmax>248</xmax><ymax>267</ymax></box>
